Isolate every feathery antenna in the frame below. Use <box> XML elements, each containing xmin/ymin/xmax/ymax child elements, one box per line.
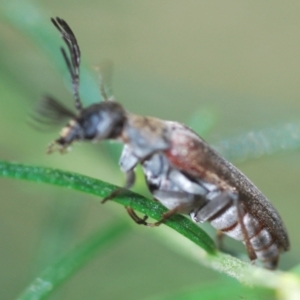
<box><xmin>51</xmin><ymin>17</ymin><xmax>82</xmax><ymax>111</ymax></box>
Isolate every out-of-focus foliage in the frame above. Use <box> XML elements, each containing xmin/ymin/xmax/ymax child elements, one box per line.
<box><xmin>1</xmin><ymin>1</ymin><xmax>300</xmax><ymax>299</ymax></box>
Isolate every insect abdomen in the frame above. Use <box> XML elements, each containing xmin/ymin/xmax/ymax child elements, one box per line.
<box><xmin>208</xmin><ymin>203</ymin><xmax>280</xmax><ymax>269</ymax></box>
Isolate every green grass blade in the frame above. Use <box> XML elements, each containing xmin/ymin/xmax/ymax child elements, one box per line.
<box><xmin>2</xmin><ymin>163</ymin><xmax>300</xmax><ymax>298</ymax></box>
<box><xmin>17</xmin><ymin>222</ymin><xmax>129</xmax><ymax>300</ymax></box>
<box><xmin>214</xmin><ymin>121</ymin><xmax>300</xmax><ymax>163</ymax></box>
<box><xmin>0</xmin><ymin>160</ymin><xmax>216</xmax><ymax>254</ymax></box>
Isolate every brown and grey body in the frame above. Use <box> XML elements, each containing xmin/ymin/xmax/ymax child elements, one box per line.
<box><xmin>120</xmin><ymin>119</ymin><xmax>289</xmax><ymax>269</ymax></box>
<box><xmin>44</xmin><ymin>17</ymin><xmax>289</xmax><ymax>270</ymax></box>
<box><xmin>142</xmin><ymin>151</ymin><xmax>284</xmax><ymax>269</ymax></box>
<box><xmin>194</xmin><ymin>195</ymin><xmax>282</xmax><ymax>269</ymax></box>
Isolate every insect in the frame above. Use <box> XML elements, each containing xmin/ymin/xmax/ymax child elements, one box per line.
<box><xmin>38</xmin><ymin>17</ymin><xmax>290</xmax><ymax>269</ymax></box>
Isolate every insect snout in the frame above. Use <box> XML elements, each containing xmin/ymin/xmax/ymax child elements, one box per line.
<box><xmin>47</xmin><ymin>102</ymin><xmax>127</xmax><ymax>153</ymax></box>
<box><xmin>47</xmin><ymin>120</ymin><xmax>82</xmax><ymax>154</ymax></box>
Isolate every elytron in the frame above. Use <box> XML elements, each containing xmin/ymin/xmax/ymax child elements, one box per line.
<box><xmin>38</xmin><ymin>17</ymin><xmax>290</xmax><ymax>269</ymax></box>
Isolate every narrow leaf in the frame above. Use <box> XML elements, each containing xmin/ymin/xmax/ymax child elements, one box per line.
<box><xmin>0</xmin><ymin>160</ymin><xmax>216</xmax><ymax>254</ymax></box>
<box><xmin>17</xmin><ymin>222</ymin><xmax>129</xmax><ymax>300</ymax></box>
<box><xmin>214</xmin><ymin>121</ymin><xmax>300</xmax><ymax>163</ymax></box>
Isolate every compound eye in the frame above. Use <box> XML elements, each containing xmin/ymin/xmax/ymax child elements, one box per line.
<box><xmin>80</xmin><ymin>113</ymin><xmax>101</xmax><ymax>139</ymax></box>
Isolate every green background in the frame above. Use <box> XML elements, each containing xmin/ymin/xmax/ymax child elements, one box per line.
<box><xmin>1</xmin><ymin>1</ymin><xmax>300</xmax><ymax>299</ymax></box>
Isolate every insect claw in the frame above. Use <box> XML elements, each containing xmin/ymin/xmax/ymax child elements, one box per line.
<box><xmin>141</xmin><ymin>215</ymin><xmax>149</xmax><ymax>223</ymax></box>
<box><xmin>59</xmin><ymin>146</ymin><xmax>71</xmax><ymax>154</ymax></box>
<box><xmin>126</xmin><ymin>207</ymin><xmax>150</xmax><ymax>226</ymax></box>
<box><xmin>248</xmin><ymin>248</ymin><xmax>257</xmax><ymax>261</ymax></box>
<box><xmin>47</xmin><ymin>142</ymin><xmax>56</xmax><ymax>154</ymax></box>
<box><xmin>147</xmin><ymin>221</ymin><xmax>161</xmax><ymax>228</ymax></box>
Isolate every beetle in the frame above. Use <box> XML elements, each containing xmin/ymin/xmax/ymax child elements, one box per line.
<box><xmin>37</xmin><ymin>17</ymin><xmax>290</xmax><ymax>269</ymax></box>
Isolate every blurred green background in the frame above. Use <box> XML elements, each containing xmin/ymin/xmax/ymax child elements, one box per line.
<box><xmin>1</xmin><ymin>1</ymin><xmax>300</xmax><ymax>299</ymax></box>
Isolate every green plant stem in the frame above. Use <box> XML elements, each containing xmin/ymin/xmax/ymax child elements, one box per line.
<box><xmin>160</xmin><ymin>229</ymin><xmax>300</xmax><ymax>300</ymax></box>
<box><xmin>146</xmin><ymin>279</ymin><xmax>272</xmax><ymax>300</ymax></box>
<box><xmin>214</xmin><ymin>121</ymin><xmax>300</xmax><ymax>163</ymax></box>
<box><xmin>17</xmin><ymin>222</ymin><xmax>129</xmax><ymax>300</ymax></box>
<box><xmin>1</xmin><ymin>160</ymin><xmax>300</xmax><ymax>299</ymax></box>
<box><xmin>0</xmin><ymin>160</ymin><xmax>215</xmax><ymax>254</ymax></box>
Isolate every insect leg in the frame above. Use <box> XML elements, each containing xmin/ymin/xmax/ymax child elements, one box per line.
<box><xmin>216</xmin><ymin>230</ymin><xmax>225</xmax><ymax>250</ymax></box>
<box><xmin>101</xmin><ymin>169</ymin><xmax>135</xmax><ymax>203</ymax></box>
<box><xmin>126</xmin><ymin>190</ymin><xmax>205</xmax><ymax>227</ymax></box>
<box><xmin>147</xmin><ymin>190</ymin><xmax>207</xmax><ymax>227</ymax></box>
<box><xmin>126</xmin><ymin>207</ymin><xmax>149</xmax><ymax>225</ymax></box>
<box><xmin>95</xmin><ymin>61</ymin><xmax>114</xmax><ymax>102</ymax></box>
<box><xmin>191</xmin><ymin>191</ymin><xmax>235</xmax><ymax>223</ymax></box>
<box><xmin>194</xmin><ymin>191</ymin><xmax>257</xmax><ymax>261</ymax></box>
<box><xmin>233</xmin><ymin>196</ymin><xmax>257</xmax><ymax>261</ymax></box>
<box><xmin>101</xmin><ymin>145</ymin><xmax>139</xmax><ymax>203</ymax></box>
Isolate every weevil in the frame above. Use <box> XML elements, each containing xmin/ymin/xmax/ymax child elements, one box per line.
<box><xmin>37</xmin><ymin>17</ymin><xmax>290</xmax><ymax>269</ymax></box>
